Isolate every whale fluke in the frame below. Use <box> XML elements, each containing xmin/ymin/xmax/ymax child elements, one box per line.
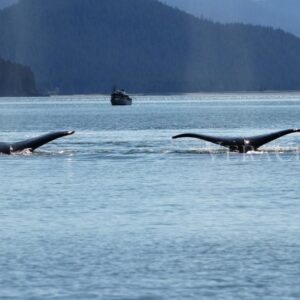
<box><xmin>0</xmin><ymin>131</ymin><xmax>75</xmax><ymax>154</ymax></box>
<box><xmin>172</xmin><ymin>129</ymin><xmax>300</xmax><ymax>153</ymax></box>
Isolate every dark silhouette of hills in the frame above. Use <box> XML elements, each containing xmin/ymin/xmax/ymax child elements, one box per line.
<box><xmin>161</xmin><ymin>0</ymin><xmax>300</xmax><ymax>38</ymax></box>
<box><xmin>0</xmin><ymin>57</ymin><xmax>37</xmax><ymax>96</ymax></box>
<box><xmin>0</xmin><ymin>0</ymin><xmax>300</xmax><ymax>94</ymax></box>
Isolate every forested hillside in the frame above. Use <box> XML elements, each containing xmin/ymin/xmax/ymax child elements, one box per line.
<box><xmin>0</xmin><ymin>57</ymin><xmax>37</xmax><ymax>96</ymax></box>
<box><xmin>0</xmin><ymin>0</ymin><xmax>300</xmax><ymax>94</ymax></box>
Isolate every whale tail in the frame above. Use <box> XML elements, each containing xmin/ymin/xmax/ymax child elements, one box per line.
<box><xmin>172</xmin><ymin>129</ymin><xmax>300</xmax><ymax>153</ymax></box>
<box><xmin>172</xmin><ymin>133</ymin><xmax>239</xmax><ymax>148</ymax></box>
<box><xmin>247</xmin><ymin>129</ymin><xmax>300</xmax><ymax>149</ymax></box>
<box><xmin>10</xmin><ymin>131</ymin><xmax>75</xmax><ymax>152</ymax></box>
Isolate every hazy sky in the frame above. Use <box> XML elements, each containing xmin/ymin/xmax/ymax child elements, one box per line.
<box><xmin>160</xmin><ymin>0</ymin><xmax>300</xmax><ymax>37</ymax></box>
<box><xmin>0</xmin><ymin>0</ymin><xmax>18</xmax><ymax>9</ymax></box>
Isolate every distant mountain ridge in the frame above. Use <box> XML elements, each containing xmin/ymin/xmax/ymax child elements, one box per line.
<box><xmin>0</xmin><ymin>0</ymin><xmax>300</xmax><ymax>94</ymax></box>
<box><xmin>160</xmin><ymin>0</ymin><xmax>300</xmax><ymax>37</ymax></box>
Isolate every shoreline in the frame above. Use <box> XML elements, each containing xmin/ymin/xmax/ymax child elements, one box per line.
<box><xmin>1</xmin><ymin>90</ymin><xmax>300</xmax><ymax>99</ymax></box>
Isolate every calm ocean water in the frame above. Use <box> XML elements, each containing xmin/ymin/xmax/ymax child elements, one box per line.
<box><xmin>1</xmin><ymin>93</ymin><xmax>300</xmax><ymax>300</ymax></box>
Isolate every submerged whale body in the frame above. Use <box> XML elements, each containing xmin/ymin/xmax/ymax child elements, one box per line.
<box><xmin>172</xmin><ymin>129</ymin><xmax>300</xmax><ymax>153</ymax></box>
<box><xmin>0</xmin><ymin>131</ymin><xmax>75</xmax><ymax>154</ymax></box>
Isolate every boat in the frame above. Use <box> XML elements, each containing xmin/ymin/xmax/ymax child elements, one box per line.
<box><xmin>111</xmin><ymin>89</ymin><xmax>132</xmax><ymax>106</ymax></box>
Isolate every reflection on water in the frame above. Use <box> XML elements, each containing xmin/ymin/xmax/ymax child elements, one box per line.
<box><xmin>1</xmin><ymin>93</ymin><xmax>300</xmax><ymax>300</ymax></box>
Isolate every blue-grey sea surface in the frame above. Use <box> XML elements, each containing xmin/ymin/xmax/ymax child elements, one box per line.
<box><xmin>0</xmin><ymin>93</ymin><xmax>300</xmax><ymax>300</ymax></box>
